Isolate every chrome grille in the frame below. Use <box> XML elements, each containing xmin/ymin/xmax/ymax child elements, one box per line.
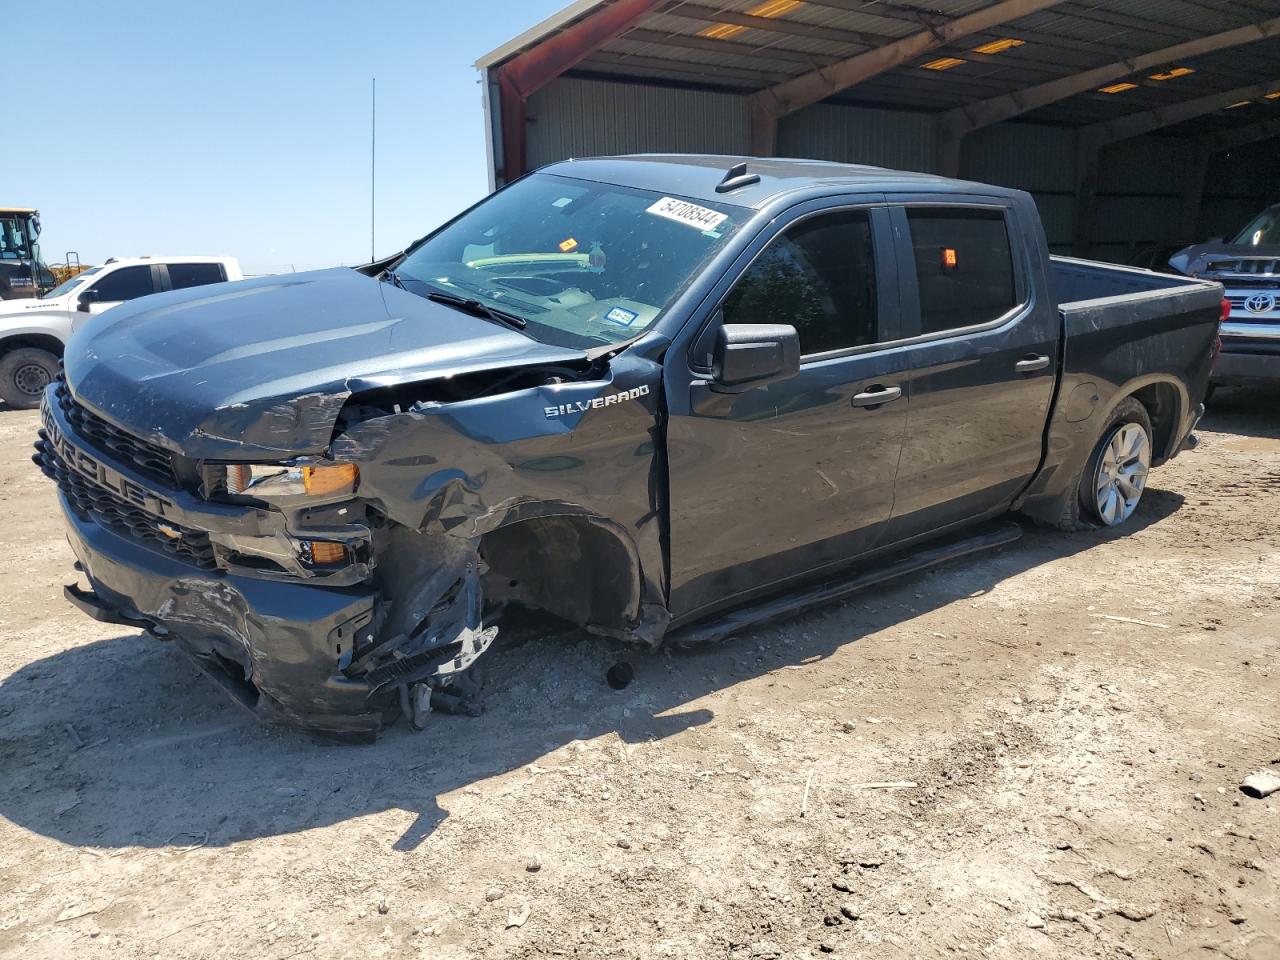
<box><xmin>1226</xmin><ymin>293</ymin><xmax>1279</xmax><ymax>319</ymax></box>
<box><xmin>1204</xmin><ymin>258</ymin><xmax>1280</xmax><ymax>278</ymax></box>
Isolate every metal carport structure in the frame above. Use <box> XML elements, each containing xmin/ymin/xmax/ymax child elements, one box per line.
<box><xmin>476</xmin><ymin>0</ymin><xmax>1280</xmax><ymax>261</ymax></box>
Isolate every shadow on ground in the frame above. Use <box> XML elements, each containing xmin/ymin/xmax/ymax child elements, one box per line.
<box><xmin>1203</xmin><ymin>385</ymin><xmax>1280</xmax><ymax>439</ymax></box>
<box><xmin>0</xmin><ymin>491</ymin><xmax>1184</xmax><ymax>853</ymax></box>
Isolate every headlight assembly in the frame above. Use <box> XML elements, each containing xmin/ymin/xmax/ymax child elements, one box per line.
<box><xmin>220</xmin><ymin>462</ymin><xmax>358</xmax><ymax>500</ymax></box>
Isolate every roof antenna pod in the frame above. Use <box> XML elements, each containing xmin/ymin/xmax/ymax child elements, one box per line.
<box><xmin>716</xmin><ymin>161</ymin><xmax>761</xmax><ymax>194</ymax></box>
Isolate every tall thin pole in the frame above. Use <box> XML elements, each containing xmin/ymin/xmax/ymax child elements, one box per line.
<box><xmin>370</xmin><ymin>78</ymin><xmax>376</xmax><ymax>263</ymax></box>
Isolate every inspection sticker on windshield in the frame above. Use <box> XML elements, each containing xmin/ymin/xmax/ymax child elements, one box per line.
<box><xmin>604</xmin><ymin>306</ymin><xmax>640</xmax><ymax>327</ymax></box>
<box><xmin>646</xmin><ymin>197</ymin><xmax>728</xmax><ymax>233</ymax></box>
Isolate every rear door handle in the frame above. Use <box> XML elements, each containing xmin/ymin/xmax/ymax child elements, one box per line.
<box><xmin>851</xmin><ymin>384</ymin><xmax>902</xmax><ymax>408</ymax></box>
<box><xmin>1015</xmin><ymin>354</ymin><xmax>1051</xmax><ymax>374</ymax></box>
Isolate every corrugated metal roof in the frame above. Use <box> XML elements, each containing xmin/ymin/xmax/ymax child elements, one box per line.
<box><xmin>480</xmin><ymin>0</ymin><xmax>1280</xmax><ymax>136</ymax></box>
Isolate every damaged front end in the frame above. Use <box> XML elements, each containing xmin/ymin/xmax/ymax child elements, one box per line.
<box><xmin>37</xmin><ymin>339</ymin><xmax>666</xmax><ymax>740</ymax></box>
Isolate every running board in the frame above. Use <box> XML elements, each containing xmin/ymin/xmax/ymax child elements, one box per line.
<box><xmin>668</xmin><ymin>520</ymin><xmax>1023</xmax><ymax>648</ymax></box>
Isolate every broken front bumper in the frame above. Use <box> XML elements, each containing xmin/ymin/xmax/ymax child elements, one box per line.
<box><xmin>60</xmin><ymin>502</ymin><xmax>388</xmax><ymax>738</ymax></box>
<box><xmin>36</xmin><ymin>386</ymin><xmax>391</xmax><ymax>738</ymax></box>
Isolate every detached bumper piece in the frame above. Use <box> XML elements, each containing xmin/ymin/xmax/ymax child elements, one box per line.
<box><xmin>63</xmin><ymin>581</ymin><xmax>159</xmax><ymax>630</ymax></box>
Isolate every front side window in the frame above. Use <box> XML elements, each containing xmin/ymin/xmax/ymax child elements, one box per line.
<box><xmin>907</xmin><ymin>208</ymin><xmax>1017</xmax><ymax>335</ymax></box>
<box><xmin>722</xmin><ymin>210</ymin><xmax>877</xmax><ymax>357</ymax></box>
<box><xmin>89</xmin><ymin>265</ymin><xmax>156</xmax><ymax>302</ymax></box>
<box><xmin>395</xmin><ymin>173</ymin><xmax>747</xmax><ymax>350</ymax></box>
<box><xmin>168</xmin><ymin>262</ymin><xmax>226</xmax><ymax>289</ymax></box>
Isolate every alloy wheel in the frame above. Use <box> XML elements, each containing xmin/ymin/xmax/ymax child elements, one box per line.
<box><xmin>1094</xmin><ymin>422</ymin><xmax>1150</xmax><ymax>526</ymax></box>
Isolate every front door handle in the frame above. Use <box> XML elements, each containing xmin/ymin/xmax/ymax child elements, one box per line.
<box><xmin>851</xmin><ymin>384</ymin><xmax>902</xmax><ymax>408</ymax></box>
<box><xmin>1015</xmin><ymin>354</ymin><xmax>1051</xmax><ymax>374</ymax></box>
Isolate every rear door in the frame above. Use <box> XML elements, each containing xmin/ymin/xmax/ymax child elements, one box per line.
<box><xmin>664</xmin><ymin>200</ymin><xmax>913</xmax><ymax>620</ymax></box>
<box><xmin>160</xmin><ymin>261</ymin><xmax>228</xmax><ymax>291</ymax></box>
<box><xmin>882</xmin><ymin>197</ymin><xmax>1059</xmax><ymax>544</ymax></box>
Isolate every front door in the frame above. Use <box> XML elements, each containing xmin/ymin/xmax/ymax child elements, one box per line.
<box><xmin>74</xmin><ymin>264</ymin><xmax>159</xmax><ymax>329</ymax></box>
<box><xmin>664</xmin><ymin>203</ymin><xmax>913</xmax><ymax>621</ymax></box>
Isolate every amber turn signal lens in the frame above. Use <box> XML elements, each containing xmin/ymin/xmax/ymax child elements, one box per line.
<box><xmin>307</xmin><ymin>541</ymin><xmax>347</xmax><ymax>565</ymax></box>
<box><xmin>302</xmin><ymin>463</ymin><xmax>358</xmax><ymax>496</ymax></box>
<box><xmin>226</xmin><ymin>464</ymin><xmax>252</xmax><ymax>494</ymax></box>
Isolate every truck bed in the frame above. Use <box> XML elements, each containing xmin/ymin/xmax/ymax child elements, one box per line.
<box><xmin>1051</xmin><ymin>256</ymin><xmax>1222</xmax><ymax>399</ymax></box>
<box><xmin>1013</xmin><ymin>256</ymin><xmax>1223</xmax><ymax>527</ymax></box>
<box><xmin>1052</xmin><ymin>255</ymin><xmax>1220</xmax><ymax>308</ymax></box>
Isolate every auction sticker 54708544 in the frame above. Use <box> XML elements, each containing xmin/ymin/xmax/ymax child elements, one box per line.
<box><xmin>646</xmin><ymin>197</ymin><xmax>728</xmax><ymax>233</ymax></box>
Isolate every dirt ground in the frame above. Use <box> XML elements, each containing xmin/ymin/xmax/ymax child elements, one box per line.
<box><xmin>0</xmin><ymin>388</ymin><xmax>1277</xmax><ymax>960</ymax></box>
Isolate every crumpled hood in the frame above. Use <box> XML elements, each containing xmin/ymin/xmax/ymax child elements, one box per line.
<box><xmin>1168</xmin><ymin>242</ymin><xmax>1280</xmax><ymax>277</ymax></box>
<box><xmin>62</xmin><ymin>268</ymin><xmax>587</xmax><ymax>460</ymax></box>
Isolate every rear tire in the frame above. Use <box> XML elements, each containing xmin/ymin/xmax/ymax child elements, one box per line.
<box><xmin>1078</xmin><ymin>397</ymin><xmax>1153</xmax><ymax>528</ymax></box>
<box><xmin>0</xmin><ymin>348</ymin><xmax>59</xmax><ymax>410</ymax></box>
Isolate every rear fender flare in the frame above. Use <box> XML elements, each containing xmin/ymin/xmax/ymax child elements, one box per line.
<box><xmin>1095</xmin><ymin>375</ymin><xmax>1187</xmax><ymax>463</ymax></box>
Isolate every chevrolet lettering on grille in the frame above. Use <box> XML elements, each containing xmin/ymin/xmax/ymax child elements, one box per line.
<box><xmin>42</xmin><ymin>401</ymin><xmax>176</xmax><ymax>518</ymax></box>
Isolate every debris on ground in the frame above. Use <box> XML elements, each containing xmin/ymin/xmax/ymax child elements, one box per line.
<box><xmin>1240</xmin><ymin>770</ymin><xmax>1280</xmax><ymax>799</ymax></box>
<box><xmin>606</xmin><ymin>662</ymin><xmax>634</xmax><ymax>690</ymax></box>
<box><xmin>506</xmin><ymin>902</ymin><xmax>530</xmax><ymax>929</ymax></box>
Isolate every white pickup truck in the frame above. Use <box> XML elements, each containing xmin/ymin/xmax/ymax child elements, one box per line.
<box><xmin>0</xmin><ymin>255</ymin><xmax>242</xmax><ymax>408</ymax></box>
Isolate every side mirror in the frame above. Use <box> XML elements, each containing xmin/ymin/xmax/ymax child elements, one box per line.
<box><xmin>712</xmin><ymin>323</ymin><xmax>800</xmax><ymax>391</ymax></box>
<box><xmin>77</xmin><ymin>290</ymin><xmax>97</xmax><ymax>313</ymax></box>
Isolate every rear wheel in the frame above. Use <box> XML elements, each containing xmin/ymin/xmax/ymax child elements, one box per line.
<box><xmin>1079</xmin><ymin>398</ymin><xmax>1153</xmax><ymax>527</ymax></box>
<box><xmin>0</xmin><ymin>348</ymin><xmax>59</xmax><ymax>410</ymax></box>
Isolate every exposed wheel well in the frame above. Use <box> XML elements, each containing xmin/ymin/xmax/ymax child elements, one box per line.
<box><xmin>0</xmin><ymin>334</ymin><xmax>64</xmax><ymax>359</ymax></box>
<box><xmin>1129</xmin><ymin>381</ymin><xmax>1180</xmax><ymax>462</ymax></box>
<box><xmin>478</xmin><ymin>515</ymin><xmax>642</xmax><ymax>634</ymax></box>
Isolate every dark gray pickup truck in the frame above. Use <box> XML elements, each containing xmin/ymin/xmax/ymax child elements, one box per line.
<box><xmin>35</xmin><ymin>156</ymin><xmax>1224</xmax><ymax>739</ymax></box>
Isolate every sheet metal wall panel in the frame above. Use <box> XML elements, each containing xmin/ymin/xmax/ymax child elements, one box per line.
<box><xmin>1034</xmin><ymin>194</ymin><xmax>1076</xmax><ymax>252</ymax></box>
<box><xmin>526</xmin><ymin>78</ymin><xmax>749</xmax><ymax>169</ymax></box>
<box><xmin>777</xmin><ymin>103</ymin><xmax>936</xmax><ymax>172</ymax></box>
<box><xmin>1094</xmin><ymin>195</ymin><xmax>1183</xmax><ymax>250</ymax></box>
<box><xmin>1096</xmin><ymin>137</ymin><xmax>1189</xmax><ymax>196</ymax></box>
<box><xmin>964</xmin><ymin>123</ymin><xmax>1076</xmax><ymax>193</ymax></box>
<box><xmin>1201</xmin><ymin>138</ymin><xmax>1280</xmax><ymax>240</ymax></box>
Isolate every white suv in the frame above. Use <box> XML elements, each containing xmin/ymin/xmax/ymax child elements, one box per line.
<box><xmin>0</xmin><ymin>255</ymin><xmax>242</xmax><ymax>408</ymax></box>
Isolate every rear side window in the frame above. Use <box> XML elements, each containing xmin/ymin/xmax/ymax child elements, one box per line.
<box><xmin>723</xmin><ymin>210</ymin><xmax>877</xmax><ymax>357</ymax></box>
<box><xmin>906</xmin><ymin>208</ymin><xmax>1017</xmax><ymax>334</ymax></box>
<box><xmin>167</xmin><ymin>262</ymin><xmax>226</xmax><ymax>290</ymax></box>
<box><xmin>89</xmin><ymin>265</ymin><xmax>156</xmax><ymax>302</ymax></box>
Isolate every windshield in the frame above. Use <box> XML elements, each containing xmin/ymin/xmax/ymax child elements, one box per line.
<box><xmin>394</xmin><ymin>173</ymin><xmax>747</xmax><ymax>349</ymax></box>
<box><xmin>40</xmin><ymin>266</ymin><xmax>100</xmax><ymax>300</ymax></box>
<box><xmin>0</xmin><ymin>217</ymin><xmax>35</xmax><ymax>260</ymax></box>
<box><xmin>1232</xmin><ymin>205</ymin><xmax>1280</xmax><ymax>246</ymax></box>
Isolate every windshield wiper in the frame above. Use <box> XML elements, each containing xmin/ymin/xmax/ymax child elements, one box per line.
<box><xmin>425</xmin><ymin>290</ymin><xmax>528</xmax><ymax>331</ymax></box>
<box><xmin>381</xmin><ymin>270</ymin><xmax>408</xmax><ymax>290</ymax></box>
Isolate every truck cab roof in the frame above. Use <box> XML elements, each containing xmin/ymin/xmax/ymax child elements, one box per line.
<box><xmin>100</xmin><ymin>255</ymin><xmax>238</xmax><ymax>267</ymax></box>
<box><xmin>542</xmin><ymin>154</ymin><xmax>1018</xmax><ymax>210</ymax></box>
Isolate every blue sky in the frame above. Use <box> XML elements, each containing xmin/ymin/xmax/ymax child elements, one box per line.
<box><xmin>3</xmin><ymin>0</ymin><xmax>567</xmax><ymax>274</ymax></box>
